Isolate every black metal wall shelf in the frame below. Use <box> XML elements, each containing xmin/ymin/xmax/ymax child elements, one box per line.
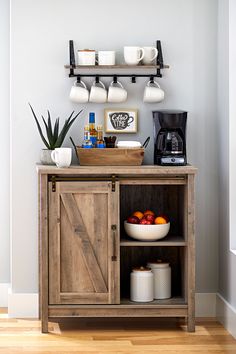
<box><xmin>65</xmin><ymin>64</ymin><xmax>169</xmax><ymax>69</ymax></box>
<box><xmin>65</xmin><ymin>40</ymin><xmax>169</xmax><ymax>83</ymax></box>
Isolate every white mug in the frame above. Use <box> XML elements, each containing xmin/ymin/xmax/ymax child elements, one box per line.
<box><xmin>69</xmin><ymin>80</ymin><xmax>89</xmax><ymax>103</ymax></box>
<box><xmin>89</xmin><ymin>80</ymin><xmax>107</xmax><ymax>103</ymax></box>
<box><xmin>124</xmin><ymin>46</ymin><xmax>144</xmax><ymax>65</ymax></box>
<box><xmin>142</xmin><ymin>47</ymin><xmax>158</xmax><ymax>65</ymax></box>
<box><xmin>143</xmin><ymin>80</ymin><xmax>165</xmax><ymax>103</ymax></box>
<box><xmin>51</xmin><ymin>148</ymin><xmax>72</xmax><ymax>168</ymax></box>
<box><xmin>97</xmin><ymin>51</ymin><xmax>115</xmax><ymax>65</ymax></box>
<box><xmin>77</xmin><ymin>50</ymin><xmax>96</xmax><ymax>66</ymax></box>
<box><xmin>107</xmin><ymin>80</ymin><xmax>127</xmax><ymax>103</ymax></box>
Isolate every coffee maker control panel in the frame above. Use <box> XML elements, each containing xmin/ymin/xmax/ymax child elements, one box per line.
<box><xmin>160</xmin><ymin>156</ymin><xmax>186</xmax><ymax>165</ymax></box>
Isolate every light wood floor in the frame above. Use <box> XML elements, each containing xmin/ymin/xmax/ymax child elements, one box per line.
<box><xmin>1</xmin><ymin>309</ymin><xmax>236</xmax><ymax>353</ymax></box>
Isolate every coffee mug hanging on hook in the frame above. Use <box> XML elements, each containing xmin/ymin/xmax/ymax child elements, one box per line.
<box><xmin>69</xmin><ymin>80</ymin><xmax>89</xmax><ymax>103</ymax></box>
<box><xmin>89</xmin><ymin>79</ymin><xmax>107</xmax><ymax>103</ymax></box>
<box><xmin>143</xmin><ymin>80</ymin><xmax>165</xmax><ymax>103</ymax></box>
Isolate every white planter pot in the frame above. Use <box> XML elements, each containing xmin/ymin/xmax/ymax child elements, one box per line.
<box><xmin>40</xmin><ymin>149</ymin><xmax>55</xmax><ymax>165</ymax></box>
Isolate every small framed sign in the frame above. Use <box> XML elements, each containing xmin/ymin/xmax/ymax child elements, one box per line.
<box><xmin>104</xmin><ymin>108</ymin><xmax>138</xmax><ymax>133</ymax></box>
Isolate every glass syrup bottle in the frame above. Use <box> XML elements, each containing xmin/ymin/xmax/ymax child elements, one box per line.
<box><xmin>96</xmin><ymin>125</ymin><xmax>105</xmax><ymax>148</ymax></box>
<box><xmin>82</xmin><ymin>125</ymin><xmax>93</xmax><ymax>148</ymax></box>
<box><xmin>89</xmin><ymin>112</ymin><xmax>97</xmax><ymax>147</ymax></box>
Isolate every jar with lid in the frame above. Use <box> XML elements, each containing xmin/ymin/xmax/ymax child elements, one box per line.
<box><xmin>130</xmin><ymin>266</ymin><xmax>154</xmax><ymax>302</ymax></box>
<box><xmin>147</xmin><ymin>260</ymin><xmax>171</xmax><ymax>299</ymax></box>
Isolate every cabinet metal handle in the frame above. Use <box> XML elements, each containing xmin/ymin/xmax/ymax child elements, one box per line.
<box><xmin>111</xmin><ymin>224</ymin><xmax>117</xmax><ymax>261</ymax></box>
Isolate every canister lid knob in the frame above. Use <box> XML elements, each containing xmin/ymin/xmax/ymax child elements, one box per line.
<box><xmin>132</xmin><ymin>266</ymin><xmax>152</xmax><ymax>272</ymax></box>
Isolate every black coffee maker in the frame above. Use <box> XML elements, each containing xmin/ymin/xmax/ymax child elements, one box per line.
<box><xmin>153</xmin><ymin>110</ymin><xmax>187</xmax><ymax>166</ymax></box>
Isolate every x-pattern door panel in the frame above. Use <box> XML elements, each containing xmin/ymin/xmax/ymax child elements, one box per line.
<box><xmin>48</xmin><ymin>181</ymin><xmax>119</xmax><ymax>305</ymax></box>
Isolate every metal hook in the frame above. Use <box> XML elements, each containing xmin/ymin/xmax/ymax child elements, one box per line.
<box><xmin>113</xmin><ymin>75</ymin><xmax>118</xmax><ymax>83</ymax></box>
<box><xmin>150</xmin><ymin>75</ymin><xmax>154</xmax><ymax>83</ymax></box>
<box><xmin>95</xmin><ymin>76</ymin><xmax>100</xmax><ymax>83</ymax></box>
<box><xmin>131</xmin><ymin>76</ymin><xmax>136</xmax><ymax>83</ymax></box>
<box><xmin>76</xmin><ymin>76</ymin><xmax>81</xmax><ymax>83</ymax></box>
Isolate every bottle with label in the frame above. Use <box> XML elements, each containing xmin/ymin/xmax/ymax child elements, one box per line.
<box><xmin>96</xmin><ymin>125</ymin><xmax>105</xmax><ymax>148</ymax></box>
<box><xmin>82</xmin><ymin>125</ymin><xmax>93</xmax><ymax>148</ymax></box>
<box><xmin>89</xmin><ymin>112</ymin><xmax>97</xmax><ymax>147</ymax></box>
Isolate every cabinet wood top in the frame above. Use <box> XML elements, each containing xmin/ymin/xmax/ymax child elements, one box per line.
<box><xmin>37</xmin><ymin>164</ymin><xmax>197</xmax><ymax>176</ymax></box>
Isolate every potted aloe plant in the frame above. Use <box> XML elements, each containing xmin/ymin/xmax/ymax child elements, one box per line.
<box><xmin>29</xmin><ymin>104</ymin><xmax>82</xmax><ymax>165</ymax></box>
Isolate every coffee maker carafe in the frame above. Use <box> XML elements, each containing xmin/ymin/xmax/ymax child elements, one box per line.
<box><xmin>153</xmin><ymin>110</ymin><xmax>187</xmax><ymax>166</ymax></box>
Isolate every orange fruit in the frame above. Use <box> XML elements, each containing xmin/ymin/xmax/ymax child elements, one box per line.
<box><xmin>154</xmin><ymin>216</ymin><xmax>167</xmax><ymax>224</ymax></box>
<box><xmin>132</xmin><ymin>211</ymin><xmax>144</xmax><ymax>220</ymax></box>
<box><xmin>143</xmin><ymin>210</ymin><xmax>155</xmax><ymax>216</ymax></box>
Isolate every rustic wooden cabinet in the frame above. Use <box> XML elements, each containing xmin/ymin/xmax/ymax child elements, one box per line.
<box><xmin>38</xmin><ymin>165</ymin><xmax>197</xmax><ymax>333</ymax></box>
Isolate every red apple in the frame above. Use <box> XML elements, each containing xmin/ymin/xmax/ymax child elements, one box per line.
<box><xmin>140</xmin><ymin>218</ymin><xmax>148</xmax><ymax>225</ymax></box>
<box><xmin>146</xmin><ymin>220</ymin><xmax>152</xmax><ymax>225</ymax></box>
<box><xmin>127</xmin><ymin>216</ymin><xmax>140</xmax><ymax>224</ymax></box>
<box><xmin>145</xmin><ymin>214</ymin><xmax>155</xmax><ymax>224</ymax></box>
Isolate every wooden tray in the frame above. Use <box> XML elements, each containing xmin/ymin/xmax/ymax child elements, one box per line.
<box><xmin>76</xmin><ymin>147</ymin><xmax>144</xmax><ymax>166</ymax></box>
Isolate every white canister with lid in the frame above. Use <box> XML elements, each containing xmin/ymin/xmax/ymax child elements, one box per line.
<box><xmin>77</xmin><ymin>49</ymin><xmax>96</xmax><ymax>66</ymax></box>
<box><xmin>130</xmin><ymin>266</ymin><xmax>154</xmax><ymax>302</ymax></box>
<box><xmin>147</xmin><ymin>260</ymin><xmax>171</xmax><ymax>299</ymax></box>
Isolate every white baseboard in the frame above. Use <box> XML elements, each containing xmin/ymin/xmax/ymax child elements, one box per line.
<box><xmin>216</xmin><ymin>293</ymin><xmax>236</xmax><ymax>339</ymax></box>
<box><xmin>7</xmin><ymin>292</ymin><xmax>216</xmax><ymax>318</ymax></box>
<box><xmin>8</xmin><ymin>291</ymin><xmax>39</xmax><ymax>318</ymax></box>
<box><xmin>0</xmin><ymin>283</ymin><xmax>10</xmax><ymax>307</ymax></box>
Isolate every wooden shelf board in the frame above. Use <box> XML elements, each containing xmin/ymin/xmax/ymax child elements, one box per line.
<box><xmin>37</xmin><ymin>164</ymin><xmax>198</xmax><ymax>176</ymax></box>
<box><xmin>48</xmin><ymin>297</ymin><xmax>187</xmax><ymax>309</ymax></box>
<box><xmin>120</xmin><ymin>235</ymin><xmax>186</xmax><ymax>247</ymax></box>
<box><xmin>64</xmin><ymin>64</ymin><xmax>169</xmax><ymax>69</ymax></box>
<box><xmin>120</xmin><ymin>297</ymin><xmax>187</xmax><ymax>307</ymax></box>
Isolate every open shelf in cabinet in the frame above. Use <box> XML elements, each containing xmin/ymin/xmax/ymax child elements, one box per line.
<box><xmin>120</xmin><ymin>236</ymin><xmax>187</xmax><ymax>247</ymax></box>
<box><xmin>120</xmin><ymin>184</ymin><xmax>187</xmax><ymax>242</ymax></box>
<box><xmin>120</xmin><ymin>297</ymin><xmax>187</xmax><ymax>307</ymax></box>
<box><xmin>119</xmin><ymin>182</ymin><xmax>188</xmax><ymax>305</ymax></box>
<box><xmin>120</xmin><ymin>246</ymin><xmax>186</xmax><ymax>302</ymax></box>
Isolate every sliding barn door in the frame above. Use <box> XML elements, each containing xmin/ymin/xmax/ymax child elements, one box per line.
<box><xmin>48</xmin><ymin>181</ymin><xmax>119</xmax><ymax>304</ymax></box>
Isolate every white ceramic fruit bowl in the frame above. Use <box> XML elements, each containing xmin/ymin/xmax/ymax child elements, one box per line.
<box><xmin>124</xmin><ymin>221</ymin><xmax>170</xmax><ymax>241</ymax></box>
